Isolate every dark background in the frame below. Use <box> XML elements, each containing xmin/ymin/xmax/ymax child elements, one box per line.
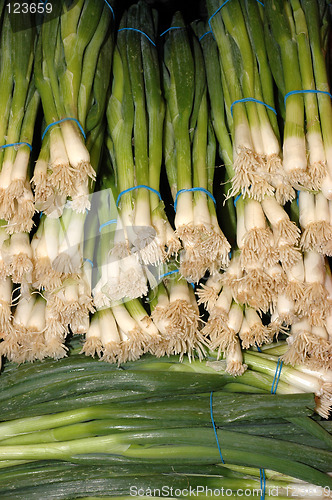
<box><xmin>117</xmin><ymin>0</ymin><xmax>206</xmax><ymax>31</ymax></box>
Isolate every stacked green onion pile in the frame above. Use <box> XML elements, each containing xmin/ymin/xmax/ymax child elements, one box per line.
<box><xmin>0</xmin><ymin>0</ymin><xmax>331</xmax><ymax>495</ymax></box>
<box><xmin>0</xmin><ymin>339</ymin><xmax>331</xmax><ymax>497</ymax></box>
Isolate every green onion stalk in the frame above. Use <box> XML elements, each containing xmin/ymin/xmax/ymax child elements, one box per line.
<box><xmin>94</xmin><ymin>149</ymin><xmax>151</xmax><ymax>305</ymax></box>
<box><xmin>105</xmin><ymin>3</ymin><xmax>173</xmax><ymax>308</ymax></box>
<box><xmin>0</xmin><ymin>275</ymin><xmax>13</xmax><ymax>341</ymax></box>
<box><xmin>286</xmin><ymin>1</ymin><xmax>332</xmax><ymax>255</ymax></box>
<box><xmin>162</xmin><ymin>14</ymin><xmax>230</xmax><ymax>283</ymax></box>
<box><xmin>205</xmin><ymin>0</ymin><xmax>289</xmax><ymax>205</ymax></box>
<box><xmin>0</xmin><ymin>290</ymin><xmax>48</xmax><ymax>364</ymax></box>
<box><xmin>196</xmin><ymin>13</ymin><xmax>301</xmax><ymax>325</ymax></box>
<box><xmin>264</xmin><ymin>0</ymin><xmax>330</xmax><ymax>194</ymax></box>
<box><xmin>192</xmin><ymin>27</ymin><xmax>280</xmax><ymax>358</ymax></box>
<box><xmin>33</xmin><ymin>0</ymin><xmax>114</xmax><ymax>214</ymax></box>
<box><xmin>0</xmin><ymin>389</ymin><xmax>330</xmax><ymax>486</ymax></box>
<box><xmin>86</xmin><ymin>176</ymin><xmax>167</xmax><ymax>363</ymax></box>
<box><xmin>0</xmin><ymin>462</ymin><xmax>328</xmax><ymax>499</ymax></box>
<box><xmin>0</xmin><ymin>336</ymin><xmax>330</xmax><ymax>417</ymax></box>
<box><xmin>0</xmin><ymin>8</ymin><xmax>39</xmax><ymax>234</ymax></box>
<box><xmin>149</xmin><ymin>269</ymin><xmax>206</xmax><ymax>360</ymax></box>
<box><xmin>27</xmin><ymin>11</ymin><xmax>114</xmax><ymax>360</ymax></box>
<box><xmin>81</xmin><ymin>295</ymin><xmax>167</xmax><ymax>365</ymax></box>
<box><xmin>242</xmin><ymin>350</ymin><xmax>332</xmax><ymax>419</ymax></box>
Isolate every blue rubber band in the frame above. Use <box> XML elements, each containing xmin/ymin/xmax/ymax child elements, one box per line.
<box><xmin>160</xmin><ymin>27</ymin><xmax>183</xmax><ymax>37</ymax></box>
<box><xmin>84</xmin><ymin>258</ymin><xmax>94</xmax><ymax>267</ymax></box>
<box><xmin>42</xmin><ymin>118</ymin><xmax>86</xmax><ymax>141</ymax></box>
<box><xmin>174</xmin><ymin>188</ymin><xmax>216</xmax><ymax>212</ymax></box>
<box><xmin>271</xmin><ymin>359</ymin><xmax>283</xmax><ymax>394</ymax></box>
<box><xmin>0</xmin><ymin>142</ymin><xmax>32</xmax><ymax>152</ymax></box>
<box><xmin>99</xmin><ymin>219</ymin><xmax>117</xmax><ymax>232</ymax></box>
<box><xmin>231</xmin><ymin>98</ymin><xmax>277</xmax><ymax>117</ymax></box>
<box><xmin>116</xmin><ymin>185</ymin><xmax>162</xmax><ymax>207</ymax></box>
<box><xmin>208</xmin><ymin>0</ymin><xmax>264</xmax><ymax>30</ymax></box>
<box><xmin>255</xmin><ymin>342</ymin><xmax>262</xmax><ymax>353</ymax></box>
<box><xmin>199</xmin><ymin>30</ymin><xmax>213</xmax><ymax>41</ymax></box>
<box><xmin>284</xmin><ymin>89</ymin><xmax>332</xmax><ymax>107</ymax></box>
<box><xmin>210</xmin><ymin>391</ymin><xmax>225</xmax><ymax>464</ymax></box>
<box><xmin>160</xmin><ymin>269</ymin><xmax>194</xmax><ymax>289</ymax></box>
<box><xmin>118</xmin><ymin>28</ymin><xmax>156</xmax><ymax>47</ymax></box>
<box><xmin>103</xmin><ymin>0</ymin><xmax>115</xmax><ymax>19</ymax></box>
<box><xmin>233</xmin><ymin>193</ymin><xmax>242</xmax><ymax>207</ymax></box>
<box><xmin>260</xmin><ymin>468</ymin><xmax>266</xmax><ymax>500</ymax></box>
<box><xmin>160</xmin><ymin>269</ymin><xmax>179</xmax><ymax>280</ymax></box>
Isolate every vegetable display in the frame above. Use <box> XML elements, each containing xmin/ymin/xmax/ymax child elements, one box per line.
<box><xmin>0</xmin><ymin>0</ymin><xmax>331</xmax><ymax>496</ymax></box>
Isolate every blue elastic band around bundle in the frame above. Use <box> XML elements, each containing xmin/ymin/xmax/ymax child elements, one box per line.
<box><xmin>84</xmin><ymin>258</ymin><xmax>94</xmax><ymax>267</ymax></box>
<box><xmin>271</xmin><ymin>359</ymin><xmax>283</xmax><ymax>394</ymax></box>
<box><xmin>231</xmin><ymin>98</ymin><xmax>277</xmax><ymax>117</ymax></box>
<box><xmin>42</xmin><ymin>118</ymin><xmax>86</xmax><ymax>141</ymax></box>
<box><xmin>0</xmin><ymin>142</ymin><xmax>32</xmax><ymax>152</ymax></box>
<box><xmin>160</xmin><ymin>269</ymin><xmax>179</xmax><ymax>280</ymax></box>
<box><xmin>199</xmin><ymin>30</ymin><xmax>213</xmax><ymax>41</ymax></box>
<box><xmin>284</xmin><ymin>89</ymin><xmax>332</xmax><ymax>107</ymax></box>
<box><xmin>210</xmin><ymin>391</ymin><xmax>225</xmax><ymax>464</ymax></box>
<box><xmin>160</xmin><ymin>269</ymin><xmax>195</xmax><ymax>289</ymax></box>
<box><xmin>118</xmin><ymin>28</ymin><xmax>156</xmax><ymax>47</ymax></box>
<box><xmin>174</xmin><ymin>188</ymin><xmax>216</xmax><ymax>212</ymax></box>
<box><xmin>116</xmin><ymin>185</ymin><xmax>162</xmax><ymax>207</ymax></box>
<box><xmin>260</xmin><ymin>468</ymin><xmax>266</xmax><ymax>500</ymax></box>
<box><xmin>208</xmin><ymin>0</ymin><xmax>264</xmax><ymax>30</ymax></box>
<box><xmin>233</xmin><ymin>193</ymin><xmax>242</xmax><ymax>207</ymax></box>
<box><xmin>160</xmin><ymin>27</ymin><xmax>183</xmax><ymax>37</ymax></box>
<box><xmin>99</xmin><ymin>219</ymin><xmax>117</xmax><ymax>232</ymax></box>
<box><xmin>103</xmin><ymin>0</ymin><xmax>115</xmax><ymax>19</ymax></box>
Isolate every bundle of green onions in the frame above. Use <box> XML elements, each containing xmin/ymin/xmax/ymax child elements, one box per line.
<box><xmin>104</xmin><ymin>1</ymin><xmax>177</xmax><ymax>306</ymax></box>
<box><xmin>0</xmin><ymin>344</ymin><xmax>331</xmax><ymax>494</ymax></box>
<box><xmin>265</xmin><ymin>0</ymin><xmax>332</xmax><ymax>195</ymax></box>
<box><xmin>0</xmin><ymin>4</ymin><xmax>331</xmax><ymax>484</ymax></box>
<box><xmin>33</xmin><ymin>0</ymin><xmax>114</xmax><ymax>215</ymax></box>
<box><xmin>0</xmin><ymin>3</ymin><xmax>39</xmax><ymax>234</ymax></box>
<box><xmin>163</xmin><ymin>14</ymin><xmax>231</xmax><ymax>282</ymax></box>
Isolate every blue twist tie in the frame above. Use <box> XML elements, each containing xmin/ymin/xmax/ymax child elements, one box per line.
<box><xmin>208</xmin><ymin>0</ymin><xmax>264</xmax><ymax>30</ymax></box>
<box><xmin>0</xmin><ymin>142</ymin><xmax>32</xmax><ymax>152</ymax></box>
<box><xmin>116</xmin><ymin>185</ymin><xmax>162</xmax><ymax>207</ymax></box>
<box><xmin>103</xmin><ymin>0</ymin><xmax>115</xmax><ymax>19</ymax></box>
<box><xmin>199</xmin><ymin>30</ymin><xmax>213</xmax><ymax>41</ymax></box>
<box><xmin>174</xmin><ymin>188</ymin><xmax>216</xmax><ymax>212</ymax></box>
<box><xmin>160</xmin><ymin>269</ymin><xmax>179</xmax><ymax>280</ymax></box>
<box><xmin>160</xmin><ymin>27</ymin><xmax>183</xmax><ymax>37</ymax></box>
<box><xmin>284</xmin><ymin>89</ymin><xmax>332</xmax><ymax>107</ymax></box>
<box><xmin>233</xmin><ymin>193</ymin><xmax>242</xmax><ymax>207</ymax></box>
<box><xmin>84</xmin><ymin>258</ymin><xmax>94</xmax><ymax>267</ymax></box>
<box><xmin>118</xmin><ymin>28</ymin><xmax>156</xmax><ymax>47</ymax></box>
<box><xmin>42</xmin><ymin>118</ymin><xmax>86</xmax><ymax>141</ymax></box>
<box><xmin>271</xmin><ymin>359</ymin><xmax>283</xmax><ymax>394</ymax></box>
<box><xmin>260</xmin><ymin>468</ymin><xmax>266</xmax><ymax>500</ymax></box>
<box><xmin>210</xmin><ymin>391</ymin><xmax>225</xmax><ymax>464</ymax></box>
<box><xmin>231</xmin><ymin>98</ymin><xmax>277</xmax><ymax>117</ymax></box>
<box><xmin>99</xmin><ymin>219</ymin><xmax>117</xmax><ymax>233</ymax></box>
